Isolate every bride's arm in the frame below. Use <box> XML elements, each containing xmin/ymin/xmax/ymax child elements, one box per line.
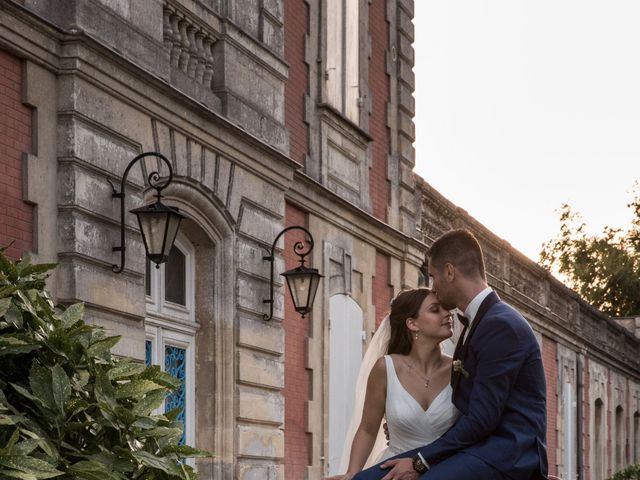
<box><xmin>345</xmin><ymin>356</ymin><xmax>387</xmax><ymax>475</ymax></box>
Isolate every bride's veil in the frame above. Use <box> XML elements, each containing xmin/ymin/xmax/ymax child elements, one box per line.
<box><xmin>338</xmin><ymin>315</ymin><xmax>391</xmax><ymax>472</ymax></box>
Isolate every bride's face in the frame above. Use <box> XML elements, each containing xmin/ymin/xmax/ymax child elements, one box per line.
<box><xmin>410</xmin><ymin>293</ymin><xmax>453</xmax><ymax>341</ymax></box>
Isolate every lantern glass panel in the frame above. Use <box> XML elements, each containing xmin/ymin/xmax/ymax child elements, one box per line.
<box><xmin>306</xmin><ymin>273</ymin><xmax>321</xmax><ymax>312</ymax></box>
<box><xmin>136</xmin><ymin>211</ymin><xmax>170</xmax><ymax>264</ymax></box>
<box><xmin>133</xmin><ymin>202</ymin><xmax>183</xmax><ymax>266</ymax></box>
<box><xmin>282</xmin><ymin>267</ymin><xmax>323</xmax><ymax>316</ymax></box>
<box><xmin>286</xmin><ymin>273</ymin><xmax>312</xmax><ymax>313</ymax></box>
<box><xmin>163</xmin><ymin>212</ymin><xmax>182</xmax><ymax>259</ymax></box>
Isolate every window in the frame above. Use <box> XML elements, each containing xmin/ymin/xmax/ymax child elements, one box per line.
<box><xmin>615</xmin><ymin>406</ymin><xmax>624</xmax><ymax>470</ymax></box>
<box><xmin>594</xmin><ymin>399</ymin><xmax>605</xmax><ymax>480</ymax></box>
<box><xmin>562</xmin><ymin>382</ymin><xmax>575</xmax><ymax>480</ymax></box>
<box><xmin>145</xmin><ymin>234</ymin><xmax>196</xmax><ymax>451</ymax></box>
<box><xmin>145</xmin><ymin>235</ymin><xmax>194</xmax><ymax>322</ymax></box>
<box><xmin>145</xmin><ymin>328</ymin><xmax>194</xmax><ymax>447</ymax></box>
<box><xmin>326</xmin><ymin>0</ymin><xmax>360</xmax><ymax>123</ymax></box>
<box><xmin>165</xmin><ymin>247</ymin><xmax>186</xmax><ymax>306</ymax></box>
<box><xmin>634</xmin><ymin>411</ymin><xmax>639</xmax><ymax>463</ymax></box>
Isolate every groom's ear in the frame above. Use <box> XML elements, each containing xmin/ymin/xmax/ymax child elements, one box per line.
<box><xmin>444</xmin><ymin>262</ymin><xmax>456</xmax><ymax>282</ymax></box>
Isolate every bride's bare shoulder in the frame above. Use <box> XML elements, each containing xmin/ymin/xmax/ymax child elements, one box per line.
<box><xmin>369</xmin><ymin>356</ymin><xmax>388</xmax><ymax>379</ymax></box>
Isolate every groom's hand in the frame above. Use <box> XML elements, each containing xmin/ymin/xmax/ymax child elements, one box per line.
<box><xmin>379</xmin><ymin>458</ymin><xmax>419</xmax><ymax>480</ymax></box>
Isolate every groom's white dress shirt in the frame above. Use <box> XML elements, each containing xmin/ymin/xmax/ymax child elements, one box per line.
<box><xmin>461</xmin><ymin>286</ymin><xmax>493</xmax><ymax>343</ymax></box>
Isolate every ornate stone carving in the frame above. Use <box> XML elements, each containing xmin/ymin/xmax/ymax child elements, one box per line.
<box><xmin>163</xmin><ymin>3</ymin><xmax>217</xmax><ymax>88</ymax></box>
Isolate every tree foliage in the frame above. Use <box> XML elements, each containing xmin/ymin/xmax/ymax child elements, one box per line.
<box><xmin>608</xmin><ymin>463</ymin><xmax>640</xmax><ymax>480</ymax></box>
<box><xmin>540</xmin><ymin>183</ymin><xmax>640</xmax><ymax>317</ymax></box>
<box><xmin>0</xmin><ymin>247</ymin><xmax>209</xmax><ymax>479</ymax></box>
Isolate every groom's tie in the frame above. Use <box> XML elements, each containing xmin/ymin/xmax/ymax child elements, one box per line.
<box><xmin>455</xmin><ymin>314</ymin><xmax>469</xmax><ymax>350</ymax></box>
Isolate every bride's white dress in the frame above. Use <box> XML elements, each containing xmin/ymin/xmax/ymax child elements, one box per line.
<box><xmin>377</xmin><ymin>355</ymin><xmax>460</xmax><ymax>461</ymax></box>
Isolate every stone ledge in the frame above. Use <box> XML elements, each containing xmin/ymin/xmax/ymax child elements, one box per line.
<box><xmin>56</xmin><ymin>256</ymin><xmax>145</xmax><ymax>319</ymax></box>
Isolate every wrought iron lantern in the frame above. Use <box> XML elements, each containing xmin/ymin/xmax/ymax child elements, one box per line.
<box><xmin>263</xmin><ymin>226</ymin><xmax>323</xmax><ymax>321</ymax></box>
<box><xmin>110</xmin><ymin>152</ymin><xmax>184</xmax><ymax>274</ymax></box>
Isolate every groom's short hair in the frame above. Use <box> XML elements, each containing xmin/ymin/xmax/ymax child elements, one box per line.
<box><xmin>429</xmin><ymin>229</ymin><xmax>486</xmax><ymax>280</ymax></box>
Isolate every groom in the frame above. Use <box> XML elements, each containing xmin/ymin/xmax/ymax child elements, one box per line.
<box><xmin>354</xmin><ymin>229</ymin><xmax>548</xmax><ymax>480</ymax></box>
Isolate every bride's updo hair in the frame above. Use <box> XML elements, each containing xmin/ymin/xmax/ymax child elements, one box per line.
<box><xmin>386</xmin><ymin>287</ymin><xmax>431</xmax><ymax>355</ymax></box>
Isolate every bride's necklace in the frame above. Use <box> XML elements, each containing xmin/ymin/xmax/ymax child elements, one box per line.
<box><xmin>401</xmin><ymin>357</ymin><xmax>442</xmax><ymax>388</ymax></box>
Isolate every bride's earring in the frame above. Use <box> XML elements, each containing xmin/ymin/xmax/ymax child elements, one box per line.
<box><xmin>414</xmin><ymin>331</ymin><xmax>419</xmax><ymax>340</ymax></box>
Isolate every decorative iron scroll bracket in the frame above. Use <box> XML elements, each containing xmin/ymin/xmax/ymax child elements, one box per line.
<box><xmin>262</xmin><ymin>226</ymin><xmax>314</xmax><ymax>321</ymax></box>
<box><xmin>110</xmin><ymin>152</ymin><xmax>174</xmax><ymax>274</ymax></box>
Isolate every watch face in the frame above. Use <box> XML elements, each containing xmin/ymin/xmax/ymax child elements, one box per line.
<box><xmin>412</xmin><ymin>456</ymin><xmax>427</xmax><ymax>473</ymax></box>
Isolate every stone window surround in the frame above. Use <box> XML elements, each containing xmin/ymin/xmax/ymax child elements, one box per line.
<box><xmin>145</xmin><ymin>231</ymin><xmax>198</xmax><ymax>465</ymax></box>
<box><xmin>156</xmin><ymin>182</ymin><xmax>237</xmax><ymax>477</ymax></box>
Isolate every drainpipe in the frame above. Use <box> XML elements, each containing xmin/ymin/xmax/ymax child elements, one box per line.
<box><xmin>577</xmin><ymin>354</ymin><xmax>584</xmax><ymax>480</ymax></box>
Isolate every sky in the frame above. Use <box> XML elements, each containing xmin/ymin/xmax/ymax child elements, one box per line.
<box><xmin>412</xmin><ymin>0</ymin><xmax>640</xmax><ymax>262</ymax></box>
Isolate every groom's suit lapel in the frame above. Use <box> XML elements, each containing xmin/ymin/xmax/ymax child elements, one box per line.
<box><xmin>451</xmin><ymin>291</ymin><xmax>501</xmax><ymax>400</ymax></box>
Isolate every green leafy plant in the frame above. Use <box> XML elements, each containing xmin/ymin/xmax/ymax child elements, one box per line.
<box><xmin>608</xmin><ymin>464</ymin><xmax>640</xmax><ymax>480</ymax></box>
<box><xmin>540</xmin><ymin>182</ymin><xmax>640</xmax><ymax>316</ymax></box>
<box><xmin>0</xmin><ymin>247</ymin><xmax>208</xmax><ymax>479</ymax></box>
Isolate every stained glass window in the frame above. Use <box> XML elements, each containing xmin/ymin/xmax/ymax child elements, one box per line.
<box><xmin>145</xmin><ymin>340</ymin><xmax>153</xmax><ymax>367</ymax></box>
<box><xmin>165</xmin><ymin>345</ymin><xmax>186</xmax><ymax>445</ymax></box>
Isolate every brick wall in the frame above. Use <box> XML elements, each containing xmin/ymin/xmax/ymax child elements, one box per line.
<box><xmin>373</xmin><ymin>251</ymin><xmax>393</xmax><ymax>328</ymax></box>
<box><xmin>0</xmin><ymin>50</ymin><xmax>33</xmax><ymax>261</ymax></box>
<box><xmin>283</xmin><ymin>203</ymin><xmax>311</xmax><ymax>479</ymax></box>
<box><xmin>284</xmin><ymin>0</ymin><xmax>309</xmax><ymax>166</ymax></box>
<box><xmin>368</xmin><ymin>0</ymin><xmax>390</xmax><ymax>222</ymax></box>
<box><xmin>542</xmin><ymin>335</ymin><xmax>558</xmax><ymax>477</ymax></box>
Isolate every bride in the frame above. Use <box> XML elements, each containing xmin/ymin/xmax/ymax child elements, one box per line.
<box><xmin>323</xmin><ymin>287</ymin><xmax>460</xmax><ymax>480</ymax></box>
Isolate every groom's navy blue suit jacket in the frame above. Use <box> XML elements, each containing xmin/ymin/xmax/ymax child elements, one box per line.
<box><xmin>418</xmin><ymin>291</ymin><xmax>548</xmax><ymax>479</ymax></box>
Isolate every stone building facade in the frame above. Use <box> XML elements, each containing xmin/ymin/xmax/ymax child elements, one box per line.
<box><xmin>418</xmin><ymin>179</ymin><xmax>640</xmax><ymax>480</ymax></box>
<box><xmin>0</xmin><ymin>1</ymin><xmax>638</xmax><ymax>480</ymax></box>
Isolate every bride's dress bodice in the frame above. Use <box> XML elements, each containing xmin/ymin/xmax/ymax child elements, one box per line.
<box><xmin>380</xmin><ymin>355</ymin><xmax>460</xmax><ymax>460</ymax></box>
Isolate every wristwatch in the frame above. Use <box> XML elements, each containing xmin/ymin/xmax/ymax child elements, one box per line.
<box><xmin>412</xmin><ymin>454</ymin><xmax>428</xmax><ymax>474</ymax></box>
